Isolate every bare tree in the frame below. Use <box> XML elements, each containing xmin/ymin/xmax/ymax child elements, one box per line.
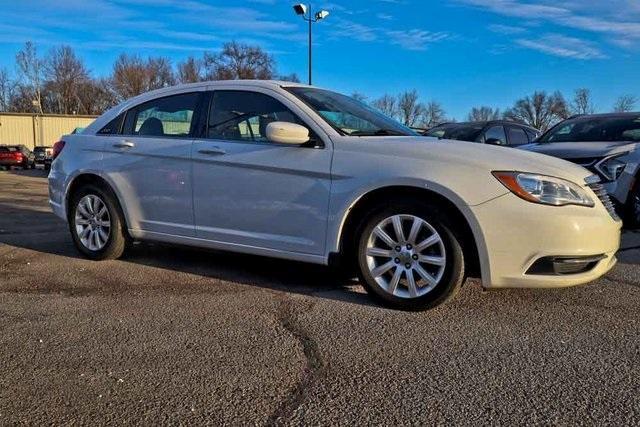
<box><xmin>467</xmin><ymin>106</ymin><xmax>500</xmax><ymax>122</ymax></box>
<box><xmin>177</xmin><ymin>56</ymin><xmax>202</xmax><ymax>84</ymax></box>
<box><xmin>421</xmin><ymin>101</ymin><xmax>446</xmax><ymax>128</ymax></box>
<box><xmin>613</xmin><ymin>95</ymin><xmax>638</xmax><ymax>113</ymax></box>
<box><xmin>15</xmin><ymin>41</ymin><xmax>44</xmax><ymax>114</ymax></box>
<box><xmin>504</xmin><ymin>91</ymin><xmax>569</xmax><ymax>131</ymax></box>
<box><xmin>279</xmin><ymin>73</ymin><xmax>300</xmax><ymax>83</ymax></box>
<box><xmin>111</xmin><ymin>54</ymin><xmax>175</xmax><ymax>100</ymax></box>
<box><xmin>44</xmin><ymin>45</ymin><xmax>90</xmax><ymax>114</ymax></box>
<box><xmin>571</xmin><ymin>88</ymin><xmax>595</xmax><ymax>115</ymax></box>
<box><xmin>371</xmin><ymin>94</ymin><xmax>398</xmax><ymax>119</ymax></box>
<box><xmin>204</xmin><ymin>41</ymin><xmax>274</xmax><ymax>80</ymax></box>
<box><xmin>147</xmin><ymin>56</ymin><xmax>175</xmax><ymax>90</ymax></box>
<box><xmin>111</xmin><ymin>54</ymin><xmax>147</xmax><ymax>100</ymax></box>
<box><xmin>0</xmin><ymin>68</ymin><xmax>14</xmax><ymax>112</ymax></box>
<box><xmin>398</xmin><ymin>90</ymin><xmax>424</xmax><ymax>127</ymax></box>
<box><xmin>77</xmin><ymin>78</ymin><xmax>117</xmax><ymax>115</ymax></box>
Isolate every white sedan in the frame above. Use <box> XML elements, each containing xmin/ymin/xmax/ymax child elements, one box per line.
<box><xmin>48</xmin><ymin>80</ymin><xmax>621</xmax><ymax>310</ymax></box>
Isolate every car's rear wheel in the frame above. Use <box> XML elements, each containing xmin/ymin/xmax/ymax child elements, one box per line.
<box><xmin>68</xmin><ymin>184</ymin><xmax>127</xmax><ymax>260</ymax></box>
<box><xmin>356</xmin><ymin>203</ymin><xmax>465</xmax><ymax>310</ymax></box>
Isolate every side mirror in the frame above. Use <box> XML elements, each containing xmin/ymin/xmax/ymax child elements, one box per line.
<box><xmin>485</xmin><ymin>138</ymin><xmax>505</xmax><ymax>146</ymax></box>
<box><xmin>266</xmin><ymin>122</ymin><xmax>310</xmax><ymax>145</ymax></box>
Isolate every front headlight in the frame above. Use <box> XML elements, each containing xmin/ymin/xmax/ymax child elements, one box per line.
<box><xmin>595</xmin><ymin>153</ymin><xmax>628</xmax><ymax>182</ymax></box>
<box><xmin>492</xmin><ymin>171</ymin><xmax>595</xmax><ymax>207</ymax></box>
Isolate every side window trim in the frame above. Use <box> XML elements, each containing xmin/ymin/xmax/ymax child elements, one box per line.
<box><xmin>97</xmin><ymin>112</ymin><xmax>126</xmax><ymax>136</ymax></box>
<box><xmin>201</xmin><ymin>89</ymin><xmax>324</xmax><ymax>148</ymax></box>
<box><xmin>121</xmin><ymin>91</ymin><xmax>203</xmax><ymax>138</ymax></box>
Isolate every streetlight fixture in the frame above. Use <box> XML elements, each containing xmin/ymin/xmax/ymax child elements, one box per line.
<box><xmin>292</xmin><ymin>3</ymin><xmax>329</xmax><ymax>85</ymax></box>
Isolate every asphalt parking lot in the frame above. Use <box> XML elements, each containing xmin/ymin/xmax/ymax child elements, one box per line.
<box><xmin>1</xmin><ymin>169</ymin><xmax>639</xmax><ymax>425</ymax></box>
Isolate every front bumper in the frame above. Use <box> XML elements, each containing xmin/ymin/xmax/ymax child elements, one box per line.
<box><xmin>0</xmin><ymin>160</ymin><xmax>23</xmax><ymax>166</ymax></box>
<box><xmin>471</xmin><ymin>193</ymin><xmax>621</xmax><ymax>289</ymax></box>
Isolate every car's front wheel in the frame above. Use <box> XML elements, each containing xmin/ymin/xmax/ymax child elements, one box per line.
<box><xmin>356</xmin><ymin>204</ymin><xmax>465</xmax><ymax>310</ymax></box>
<box><xmin>68</xmin><ymin>185</ymin><xmax>128</xmax><ymax>260</ymax></box>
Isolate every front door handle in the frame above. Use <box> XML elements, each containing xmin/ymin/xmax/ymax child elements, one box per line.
<box><xmin>113</xmin><ymin>140</ymin><xmax>135</xmax><ymax>149</ymax></box>
<box><xmin>198</xmin><ymin>147</ymin><xmax>226</xmax><ymax>156</ymax></box>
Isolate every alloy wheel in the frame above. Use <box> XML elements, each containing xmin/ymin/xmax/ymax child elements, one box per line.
<box><xmin>365</xmin><ymin>214</ymin><xmax>446</xmax><ymax>299</ymax></box>
<box><xmin>74</xmin><ymin>194</ymin><xmax>111</xmax><ymax>251</ymax></box>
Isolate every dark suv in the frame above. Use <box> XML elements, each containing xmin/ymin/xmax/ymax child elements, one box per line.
<box><xmin>520</xmin><ymin>112</ymin><xmax>640</xmax><ymax>226</ymax></box>
<box><xmin>33</xmin><ymin>146</ymin><xmax>53</xmax><ymax>170</ymax></box>
<box><xmin>424</xmin><ymin>120</ymin><xmax>541</xmax><ymax>146</ymax></box>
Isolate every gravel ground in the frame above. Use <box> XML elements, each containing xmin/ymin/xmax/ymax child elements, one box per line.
<box><xmin>1</xmin><ymin>169</ymin><xmax>638</xmax><ymax>425</ymax></box>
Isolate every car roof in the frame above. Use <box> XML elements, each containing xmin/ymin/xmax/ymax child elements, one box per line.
<box><xmin>135</xmin><ymin>79</ymin><xmax>311</xmax><ymax>100</ymax></box>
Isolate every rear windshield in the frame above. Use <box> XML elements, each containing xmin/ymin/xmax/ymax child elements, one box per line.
<box><xmin>540</xmin><ymin>115</ymin><xmax>640</xmax><ymax>143</ymax></box>
<box><xmin>0</xmin><ymin>146</ymin><xmax>18</xmax><ymax>152</ymax></box>
<box><xmin>33</xmin><ymin>147</ymin><xmax>47</xmax><ymax>153</ymax></box>
<box><xmin>425</xmin><ymin>123</ymin><xmax>484</xmax><ymax>141</ymax></box>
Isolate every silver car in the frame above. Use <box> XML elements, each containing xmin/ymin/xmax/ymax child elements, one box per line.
<box><xmin>48</xmin><ymin>81</ymin><xmax>621</xmax><ymax>310</ymax></box>
<box><xmin>520</xmin><ymin>113</ymin><xmax>640</xmax><ymax>226</ymax></box>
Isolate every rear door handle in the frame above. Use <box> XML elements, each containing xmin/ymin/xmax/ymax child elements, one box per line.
<box><xmin>198</xmin><ymin>147</ymin><xmax>226</xmax><ymax>156</ymax></box>
<box><xmin>113</xmin><ymin>140</ymin><xmax>135</xmax><ymax>149</ymax></box>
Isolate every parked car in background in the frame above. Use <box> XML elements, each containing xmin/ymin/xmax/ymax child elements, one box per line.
<box><xmin>424</xmin><ymin>120</ymin><xmax>541</xmax><ymax>146</ymax></box>
<box><xmin>0</xmin><ymin>145</ymin><xmax>35</xmax><ymax>170</ymax></box>
<box><xmin>520</xmin><ymin>112</ymin><xmax>640</xmax><ymax>226</ymax></box>
<box><xmin>33</xmin><ymin>146</ymin><xmax>53</xmax><ymax>170</ymax></box>
<box><xmin>48</xmin><ymin>81</ymin><xmax>620</xmax><ymax>310</ymax></box>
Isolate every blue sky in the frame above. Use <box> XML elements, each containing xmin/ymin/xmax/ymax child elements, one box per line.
<box><xmin>0</xmin><ymin>0</ymin><xmax>639</xmax><ymax>120</ymax></box>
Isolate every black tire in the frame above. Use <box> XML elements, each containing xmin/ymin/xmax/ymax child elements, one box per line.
<box><xmin>625</xmin><ymin>183</ymin><xmax>640</xmax><ymax>229</ymax></box>
<box><xmin>68</xmin><ymin>184</ymin><xmax>128</xmax><ymax>260</ymax></box>
<box><xmin>355</xmin><ymin>202</ymin><xmax>465</xmax><ymax>311</ymax></box>
<box><xmin>44</xmin><ymin>164</ymin><xmax>51</xmax><ymax>171</ymax></box>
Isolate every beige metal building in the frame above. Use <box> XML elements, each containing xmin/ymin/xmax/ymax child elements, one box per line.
<box><xmin>0</xmin><ymin>113</ymin><xmax>97</xmax><ymax>150</ymax></box>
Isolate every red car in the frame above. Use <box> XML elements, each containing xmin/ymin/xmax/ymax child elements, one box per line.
<box><xmin>0</xmin><ymin>145</ymin><xmax>36</xmax><ymax>169</ymax></box>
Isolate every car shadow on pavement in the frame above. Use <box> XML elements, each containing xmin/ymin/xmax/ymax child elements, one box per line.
<box><xmin>2</xmin><ymin>168</ymin><xmax>49</xmax><ymax>178</ymax></box>
<box><xmin>0</xmin><ymin>200</ymin><xmax>374</xmax><ymax>307</ymax></box>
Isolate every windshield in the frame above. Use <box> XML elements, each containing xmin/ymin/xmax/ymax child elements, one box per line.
<box><xmin>540</xmin><ymin>115</ymin><xmax>640</xmax><ymax>143</ymax></box>
<box><xmin>425</xmin><ymin>123</ymin><xmax>484</xmax><ymax>141</ymax></box>
<box><xmin>286</xmin><ymin>87</ymin><xmax>416</xmax><ymax>137</ymax></box>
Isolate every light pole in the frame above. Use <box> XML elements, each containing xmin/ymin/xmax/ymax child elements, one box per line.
<box><xmin>293</xmin><ymin>4</ymin><xmax>329</xmax><ymax>85</ymax></box>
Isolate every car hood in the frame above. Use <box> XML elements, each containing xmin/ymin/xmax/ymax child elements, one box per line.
<box><xmin>519</xmin><ymin>140</ymin><xmax>638</xmax><ymax>160</ymax></box>
<box><xmin>337</xmin><ymin>136</ymin><xmax>594</xmax><ymax>184</ymax></box>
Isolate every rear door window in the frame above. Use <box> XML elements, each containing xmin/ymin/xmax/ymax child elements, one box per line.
<box><xmin>124</xmin><ymin>93</ymin><xmax>200</xmax><ymax>137</ymax></box>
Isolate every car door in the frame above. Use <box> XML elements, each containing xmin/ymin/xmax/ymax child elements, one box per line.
<box><xmin>192</xmin><ymin>88</ymin><xmax>332</xmax><ymax>256</ymax></box>
<box><xmin>102</xmin><ymin>91</ymin><xmax>204</xmax><ymax>237</ymax></box>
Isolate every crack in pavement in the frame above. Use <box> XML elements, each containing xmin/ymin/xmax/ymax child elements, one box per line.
<box><xmin>267</xmin><ymin>294</ymin><xmax>324</xmax><ymax>426</ymax></box>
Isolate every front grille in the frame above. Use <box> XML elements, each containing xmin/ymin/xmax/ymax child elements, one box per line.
<box><xmin>586</xmin><ymin>177</ymin><xmax>619</xmax><ymax>221</ymax></box>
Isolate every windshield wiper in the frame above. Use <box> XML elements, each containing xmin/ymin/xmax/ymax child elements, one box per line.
<box><xmin>350</xmin><ymin>129</ymin><xmax>407</xmax><ymax>136</ymax></box>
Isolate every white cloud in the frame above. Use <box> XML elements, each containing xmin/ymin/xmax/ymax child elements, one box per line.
<box><xmin>330</xmin><ymin>18</ymin><xmax>450</xmax><ymax>50</ymax></box>
<box><xmin>376</xmin><ymin>13</ymin><xmax>394</xmax><ymax>20</ymax></box>
<box><xmin>386</xmin><ymin>29</ymin><xmax>450</xmax><ymax>51</ymax></box>
<box><xmin>457</xmin><ymin>0</ymin><xmax>640</xmax><ymax>45</ymax></box>
<box><xmin>515</xmin><ymin>34</ymin><xmax>606</xmax><ymax>59</ymax></box>
<box><xmin>487</xmin><ymin>24</ymin><xmax>527</xmax><ymax>35</ymax></box>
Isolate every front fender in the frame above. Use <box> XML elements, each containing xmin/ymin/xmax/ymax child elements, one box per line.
<box><xmin>325</xmin><ymin>177</ymin><xmax>493</xmax><ymax>285</ymax></box>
